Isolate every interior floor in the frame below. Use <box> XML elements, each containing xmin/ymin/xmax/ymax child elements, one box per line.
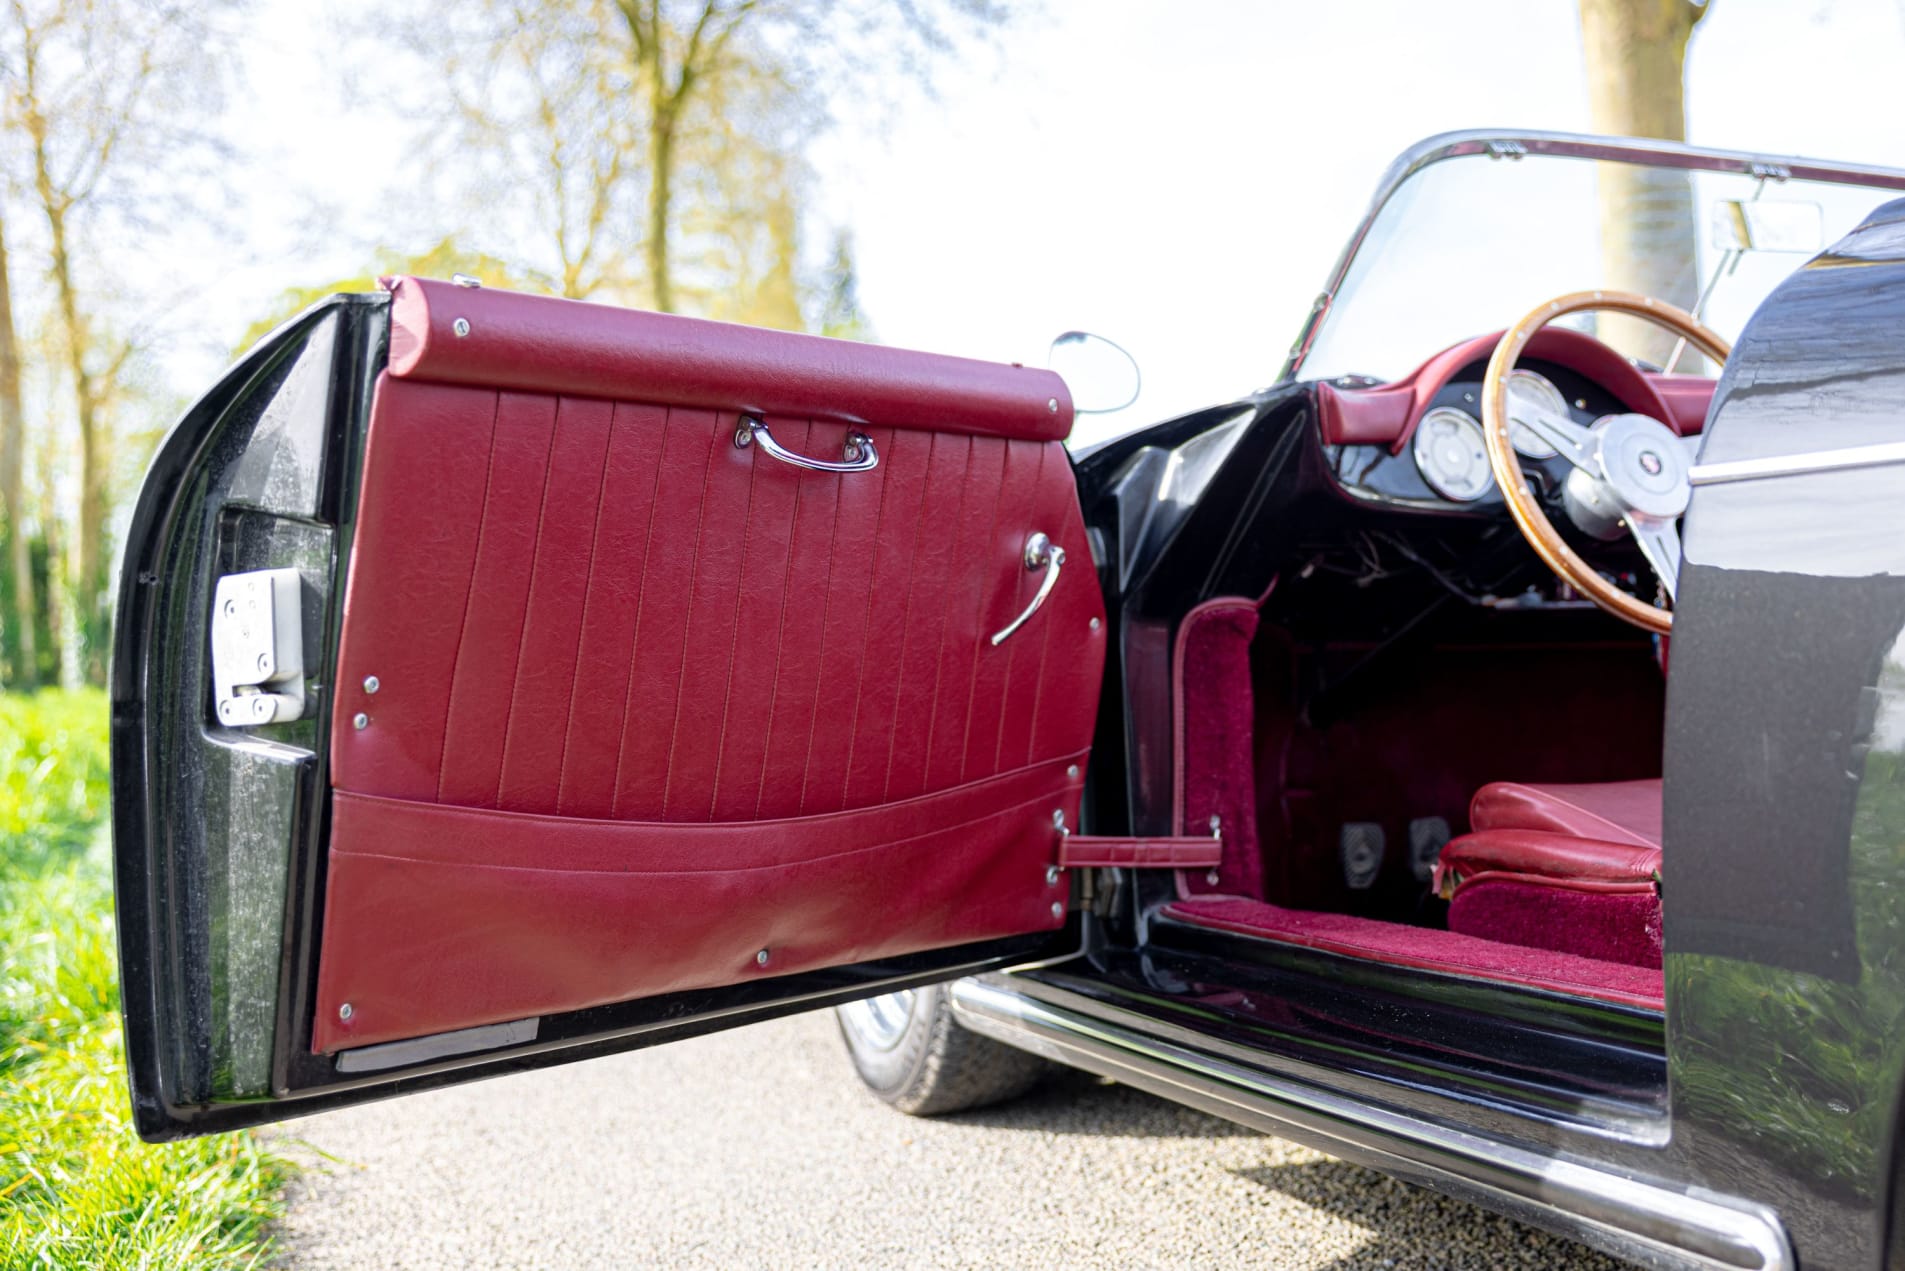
<box><xmin>1256</xmin><ymin>629</ymin><xmax>1664</xmax><ymax>919</ymax></box>
<box><xmin>1171</xmin><ymin>573</ymin><xmax>1669</xmax><ymax>1008</ymax></box>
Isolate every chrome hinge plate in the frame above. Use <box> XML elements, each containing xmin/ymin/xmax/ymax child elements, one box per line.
<box><xmin>210</xmin><ymin>568</ymin><xmax>306</xmax><ymax>727</ymax></box>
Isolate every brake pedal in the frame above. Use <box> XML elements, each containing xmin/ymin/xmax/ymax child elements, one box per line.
<box><xmin>1409</xmin><ymin>816</ymin><xmax>1451</xmax><ymax>883</ymax></box>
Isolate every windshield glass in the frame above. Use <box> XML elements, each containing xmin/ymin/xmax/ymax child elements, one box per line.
<box><xmin>1296</xmin><ymin>145</ymin><xmax>1905</xmax><ymax>384</ymax></box>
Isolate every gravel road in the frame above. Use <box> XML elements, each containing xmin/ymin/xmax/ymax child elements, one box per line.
<box><xmin>275</xmin><ymin>1007</ymin><xmax>1628</xmax><ymax>1270</ymax></box>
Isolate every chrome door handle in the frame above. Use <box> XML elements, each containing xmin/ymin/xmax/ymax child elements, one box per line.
<box><xmin>735</xmin><ymin>415</ymin><xmax>878</xmax><ymax>473</ymax></box>
<box><xmin>990</xmin><ymin>532</ymin><xmax>1066</xmax><ymax>646</ymax></box>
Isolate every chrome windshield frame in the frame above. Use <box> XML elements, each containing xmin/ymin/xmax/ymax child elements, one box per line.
<box><xmin>1277</xmin><ymin>129</ymin><xmax>1905</xmax><ymax>384</ymax></box>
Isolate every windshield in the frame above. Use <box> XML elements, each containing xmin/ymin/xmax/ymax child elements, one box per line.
<box><xmin>1293</xmin><ymin>135</ymin><xmax>1905</xmax><ymax>385</ymax></box>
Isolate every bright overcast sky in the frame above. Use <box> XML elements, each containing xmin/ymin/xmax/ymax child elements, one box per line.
<box><xmin>194</xmin><ymin>0</ymin><xmax>1905</xmax><ymax>445</ymax></box>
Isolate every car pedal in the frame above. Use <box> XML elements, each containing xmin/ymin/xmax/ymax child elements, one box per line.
<box><xmin>1409</xmin><ymin>816</ymin><xmax>1451</xmax><ymax>882</ymax></box>
<box><xmin>1340</xmin><ymin>822</ymin><xmax>1384</xmax><ymax>890</ymax></box>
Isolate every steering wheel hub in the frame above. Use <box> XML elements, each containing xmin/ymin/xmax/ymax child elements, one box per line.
<box><xmin>1594</xmin><ymin>413</ymin><xmax>1691</xmax><ymax>520</ymax></box>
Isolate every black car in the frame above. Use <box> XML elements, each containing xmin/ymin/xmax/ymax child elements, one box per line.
<box><xmin>111</xmin><ymin>131</ymin><xmax>1905</xmax><ymax>1271</ymax></box>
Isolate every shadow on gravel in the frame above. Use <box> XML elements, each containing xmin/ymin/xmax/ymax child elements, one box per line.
<box><xmin>1231</xmin><ymin>1159</ymin><xmax>1629</xmax><ymax>1270</ymax></box>
<box><xmin>949</xmin><ymin>1066</ymin><xmax>1255</xmax><ymax>1138</ymax></box>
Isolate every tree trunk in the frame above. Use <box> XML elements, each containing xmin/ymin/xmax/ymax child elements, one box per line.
<box><xmin>32</xmin><ymin>127</ymin><xmax>109</xmax><ymax>685</ymax></box>
<box><xmin>0</xmin><ymin>209</ymin><xmax>34</xmax><ymax>689</ymax></box>
<box><xmin>646</xmin><ymin>110</ymin><xmax>677</xmax><ymax>312</ymax></box>
<box><xmin>1578</xmin><ymin>0</ymin><xmax>1711</xmax><ymax>366</ymax></box>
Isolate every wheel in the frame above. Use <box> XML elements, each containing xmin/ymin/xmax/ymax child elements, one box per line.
<box><xmin>835</xmin><ymin>983</ymin><xmax>1050</xmax><ymax>1115</ymax></box>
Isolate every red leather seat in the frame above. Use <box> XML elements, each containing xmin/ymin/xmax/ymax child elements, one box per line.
<box><xmin>1433</xmin><ymin>779</ymin><xmax>1664</xmax><ymax>971</ymax></box>
<box><xmin>1470</xmin><ymin>778</ymin><xmax>1661</xmax><ymax>848</ymax></box>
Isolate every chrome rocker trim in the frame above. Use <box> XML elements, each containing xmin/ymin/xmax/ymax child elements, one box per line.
<box><xmin>950</xmin><ymin>976</ymin><xmax>1791</xmax><ymax>1271</ymax></box>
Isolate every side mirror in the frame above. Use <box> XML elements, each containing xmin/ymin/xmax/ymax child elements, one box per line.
<box><xmin>1711</xmin><ymin>200</ymin><xmax>1823</xmax><ymax>254</ymax></box>
<box><xmin>1049</xmin><ymin>331</ymin><xmax>1141</xmax><ymax>415</ymax></box>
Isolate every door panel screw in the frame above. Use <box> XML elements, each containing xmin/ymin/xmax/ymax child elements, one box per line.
<box><xmin>363</xmin><ymin>675</ymin><xmax>380</xmax><ymax>694</ymax></box>
<box><xmin>755</xmin><ymin>949</ymin><xmax>770</xmax><ymax>966</ymax></box>
<box><xmin>352</xmin><ymin>712</ymin><xmax>369</xmax><ymax>730</ymax></box>
<box><xmin>338</xmin><ymin>1003</ymin><xmax>353</xmax><ymax>1020</ymax></box>
<box><xmin>452</xmin><ymin>317</ymin><xmax>472</xmax><ymax>338</ymax></box>
<box><xmin>1046</xmin><ymin>865</ymin><xmax>1061</xmax><ymax>885</ymax></box>
<box><xmin>1050</xmin><ymin>902</ymin><xmax>1065</xmax><ymax>920</ymax></box>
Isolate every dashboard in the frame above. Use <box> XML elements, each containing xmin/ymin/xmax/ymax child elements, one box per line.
<box><xmin>1330</xmin><ymin>357</ymin><xmax>1637</xmax><ymax>510</ymax></box>
<box><xmin>1313</xmin><ymin>329</ymin><xmax>1715</xmax><ymax>515</ymax></box>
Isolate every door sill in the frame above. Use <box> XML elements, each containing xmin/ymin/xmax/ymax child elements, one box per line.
<box><xmin>951</xmin><ymin>975</ymin><xmax>1788</xmax><ymax>1271</ymax></box>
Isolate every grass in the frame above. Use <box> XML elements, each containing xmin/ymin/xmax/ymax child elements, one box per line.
<box><xmin>0</xmin><ymin>689</ymin><xmax>292</xmax><ymax>1269</ymax></box>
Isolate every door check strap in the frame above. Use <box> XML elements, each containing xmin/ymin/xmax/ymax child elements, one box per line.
<box><xmin>1058</xmin><ymin>835</ymin><xmax>1223</xmax><ymax>869</ymax></box>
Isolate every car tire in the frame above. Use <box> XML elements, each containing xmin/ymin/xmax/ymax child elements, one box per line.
<box><xmin>835</xmin><ymin>983</ymin><xmax>1049</xmax><ymax>1116</ymax></box>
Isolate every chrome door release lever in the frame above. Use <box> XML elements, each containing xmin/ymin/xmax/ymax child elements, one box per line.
<box><xmin>735</xmin><ymin>415</ymin><xmax>878</xmax><ymax>473</ymax></box>
<box><xmin>991</xmin><ymin>532</ymin><xmax>1065</xmax><ymax>646</ymax></box>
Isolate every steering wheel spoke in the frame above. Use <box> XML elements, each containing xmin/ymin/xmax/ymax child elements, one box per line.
<box><xmin>1507</xmin><ymin>399</ymin><xmax>1597</xmax><ymax>474</ymax></box>
<box><xmin>1626</xmin><ymin>515</ymin><xmax>1682</xmax><ymax>603</ymax></box>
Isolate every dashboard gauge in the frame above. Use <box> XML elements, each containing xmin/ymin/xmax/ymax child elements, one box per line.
<box><xmin>1412</xmin><ymin>407</ymin><xmax>1493</xmax><ymax>502</ymax></box>
<box><xmin>1504</xmin><ymin>369</ymin><xmax>1568</xmax><ymax>459</ymax></box>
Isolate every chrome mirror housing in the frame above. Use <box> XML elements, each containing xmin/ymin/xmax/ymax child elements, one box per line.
<box><xmin>1049</xmin><ymin>330</ymin><xmax>1141</xmax><ymax>415</ymax></box>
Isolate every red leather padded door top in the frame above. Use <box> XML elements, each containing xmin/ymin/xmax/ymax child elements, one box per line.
<box><xmin>313</xmin><ymin>279</ymin><xmax>1105</xmax><ymax>1053</ymax></box>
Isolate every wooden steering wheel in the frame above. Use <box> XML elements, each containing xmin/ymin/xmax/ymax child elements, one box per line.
<box><xmin>1479</xmin><ymin>291</ymin><xmax>1731</xmax><ymax>635</ymax></box>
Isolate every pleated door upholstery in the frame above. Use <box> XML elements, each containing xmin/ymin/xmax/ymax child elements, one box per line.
<box><xmin>312</xmin><ymin>278</ymin><xmax>1105</xmax><ymax>1052</ymax></box>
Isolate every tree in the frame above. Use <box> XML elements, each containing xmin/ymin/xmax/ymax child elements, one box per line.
<box><xmin>1</xmin><ymin>0</ymin><xmax>241</xmax><ymax>683</ymax></box>
<box><xmin>398</xmin><ymin>0</ymin><xmax>1009</xmax><ymax>320</ymax></box>
<box><xmin>1578</xmin><ymin>0</ymin><xmax>1716</xmax><ymax>365</ymax></box>
<box><xmin>816</xmin><ymin>229</ymin><xmax>875</xmax><ymax>342</ymax></box>
<box><xmin>0</xmin><ymin>208</ymin><xmax>30</xmax><ymax>687</ymax></box>
<box><xmin>397</xmin><ymin>0</ymin><xmax>642</xmax><ymax>302</ymax></box>
<box><xmin>614</xmin><ymin>0</ymin><xmax>1007</xmax><ymax>313</ymax></box>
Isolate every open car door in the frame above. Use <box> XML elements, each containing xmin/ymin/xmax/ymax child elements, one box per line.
<box><xmin>111</xmin><ymin>278</ymin><xmax>1106</xmax><ymax>1140</ymax></box>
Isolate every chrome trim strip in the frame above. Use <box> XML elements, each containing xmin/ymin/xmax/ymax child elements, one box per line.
<box><xmin>1689</xmin><ymin>440</ymin><xmax>1905</xmax><ymax>485</ymax></box>
<box><xmin>334</xmin><ymin>1017</ymin><xmax>539</xmax><ymax>1074</ymax></box>
<box><xmin>1279</xmin><ymin>129</ymin><xmax>1905</xmax><ymax>382</ymax></box>
<box><xmin>951</xmin><ymin>977</ymin><xmax>1791</xmax><ymax>1271</ymax></box>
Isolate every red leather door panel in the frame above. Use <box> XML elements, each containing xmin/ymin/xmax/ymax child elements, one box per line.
<box><xmin>313</xmin><ymin>279</ymin><xmax>1105</xmax><ymax>1053</ymax></box>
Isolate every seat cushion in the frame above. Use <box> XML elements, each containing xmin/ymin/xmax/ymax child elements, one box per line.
<box><xmin>1469</xmin><ymin>778</ymin><xmax>1661</xmax><ymax>849</ymax></box>
<box><xmin>1433</xmin><ymin>829</ymin><xmax>1659</xmax><ymax>896</ymax></box>
<box><xmin>1435</xmin><ymin>829</ymin><xmax>1662</xmax><ymax>969</ymax></box>
<box><xmin>1436</xmin><ymin>779</ymin><xmax>1665</xmax><ymax>971</ymax></box>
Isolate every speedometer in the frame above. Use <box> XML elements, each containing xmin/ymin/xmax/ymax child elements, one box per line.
<box><xmin>1504</xmin><ymin>369</ymin><xmax>1569</xmax><ymax>459</ymax></box>
<box><xmin>1412</xmin><ymin>407</ymin><xmax>1493</xmax><ymax>502</ymax></box>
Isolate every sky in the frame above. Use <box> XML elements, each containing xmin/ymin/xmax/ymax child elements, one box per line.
<box><xmin>191</xmin><ymin>0</ymin><xmax>1905</xmax><ymax>448</ymax></box>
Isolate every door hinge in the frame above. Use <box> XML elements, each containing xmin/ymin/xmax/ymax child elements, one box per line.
<box><xmin>211</xmin><ymin>568</ymin><xmax>306</xmax><ymax>727</ymax></box>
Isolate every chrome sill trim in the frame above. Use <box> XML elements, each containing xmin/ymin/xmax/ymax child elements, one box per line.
<box><xmin>951</xmin><ymin>976</ymin><xmax>1790</xmax><ymax>1271</ymax></box>
<box><xmin>1689</xmin><ymin>439</ymin><xmax>1905</xmax><ymax>486</ymax></box>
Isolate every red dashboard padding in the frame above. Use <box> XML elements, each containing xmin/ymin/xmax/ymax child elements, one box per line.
<box><xmin>384</xmin><ymin>275</ymin><xmax>1073</xmax><ymax>443</ymax></box>
<box><xmin>315</xmin><ymin>757</ymin><xmax>1079</xmax><ymax>1052</ymax></box>
<box><xmin>1315</xmin><ymin>327</ymin><xmax>1712</xmax><ymax>450</ymax></box>
<box><xmin>316</xmin><ymin>313</ymin><xmax>1106</xmax><ymax>1053</ymax></box>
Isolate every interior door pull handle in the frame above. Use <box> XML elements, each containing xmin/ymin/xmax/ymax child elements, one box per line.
<box><xmin>735</xmin><ymin>415</ymin><xmax>878</xmax><ymax>473</ymax></box>
<box><xmin>991</xmin><ymin>532</ymin><xmax>1066</xmax><ymax>646</ymax></box>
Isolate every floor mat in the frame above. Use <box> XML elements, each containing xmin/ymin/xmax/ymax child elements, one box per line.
<box><xmin>1163</xmin><ymin>896</ymin><xmax>1663</xmax><ymax>1010</ymax></box>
